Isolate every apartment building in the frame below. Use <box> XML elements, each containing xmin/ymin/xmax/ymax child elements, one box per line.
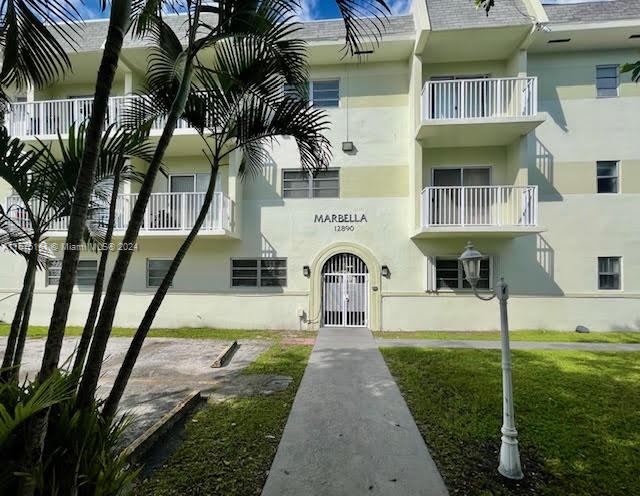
<box><xmin>1</xmin><ymin>0</ymin><xmax>639</xmax><ymax>332</ymax></box>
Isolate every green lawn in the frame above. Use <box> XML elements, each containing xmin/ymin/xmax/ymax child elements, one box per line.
<box><xmin>135</xmin><ymin>344</ymin><xmax>312</xmax><ymax>496</ymax></box>
<box><xmin>374</xmin><ymin>329</ymin><xmax>640</xmax><ymax>343</ymax></box>
<box><xmin>0</xmin><ymin>323</ymin><xmax>315</xmax><ymax>341</ymax></box>
<box><xmin>381</xmin><ymin>347</ymin><xmax>640</xmax><ymax>496</ymax></box>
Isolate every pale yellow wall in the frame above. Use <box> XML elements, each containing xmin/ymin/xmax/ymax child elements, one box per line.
<box><xmin>341</xmin><ymin>166</ymin><xmax>408</xmax><ymax>198</ymax></box>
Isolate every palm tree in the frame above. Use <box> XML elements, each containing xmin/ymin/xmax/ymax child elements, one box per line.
<box><xmin>76</xmin><ymin>0</ymin><xmax>319</xmax><ymax>408</ymax></box>
<box><xmin>65</xmin><ymin>123</ymin><xmax>155</xmax><ymax>375</ymax></box>
<box><xmin>102</xmin><ymin>34</ymin><xmax>332</xmax><ymax>419</ymax></box>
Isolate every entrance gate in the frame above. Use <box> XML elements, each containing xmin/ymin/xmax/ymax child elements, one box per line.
<box><xmin>322</xmin><ymin>253</ymin><xmax>369</xmax><ymax>327</ymax></box>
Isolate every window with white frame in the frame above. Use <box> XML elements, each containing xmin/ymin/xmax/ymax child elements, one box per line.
<box><xmin>47</xmin><ymin>259</ymin><xmax>97</xmax><ymax>286</ymax></box>
<box><xmin>598</xmin><ymin>257</ymin><xmax>621</xmax><ymax>290</ymax></box>
<box><xmin>231</xmin><ymin>258</ymin><xmax>287</xmax><ymax>287</ymax></box>
<box><xmin>435</xmin><ymin>257</ymin><xmax>491</xmax><ymax>290</ymax></box>
<box><xmin>596</xmin><ymin>65</ymin><xmax>619</xmax><ymax>97</ymax></box>
<box><xmin>147</xmin><ymin>259</ymin><xmax>173</xmax><ymax>288</ymax></box>
<box><xmin>596</xmin><ymin>161</ymin><xmax>619</xmax><ymax>193</ymax></box>
<box><xmin>282</xmin><ymin>80</ymin><xmax>339</xmax><ymax>107</ymax></box>
<box><xmin>282</xmin><ymin>169</ymin><xmax>339</xmax><ymax>198</ymax></box>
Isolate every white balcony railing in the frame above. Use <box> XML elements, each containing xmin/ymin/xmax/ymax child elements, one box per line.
<box><xmin>4</xmin><ymin>96</ymin><xmax>193</xmax><ymax>137</ymax></box>
<box><xmin>421</xmin><ymin>185</ymin><xmax>538</xmax><ymax>228</ymax></box>
<box><xmin>5</xmin><ymin>192</ymin><xmax>234</xmax><ymax>234</ymax></box>
<box><xmin>422</xmin><ymin>77</ymin><xmax>537</xmax><ymax>121</ymax></box>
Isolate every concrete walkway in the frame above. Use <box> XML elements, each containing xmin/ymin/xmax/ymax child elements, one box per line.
<box><xmin>262</xmin><ymin>327</ymin><xmax>448</xmax><ymax>496</ymax></box>
<box><xmin>377</xmin><ymin>339</ymin><xmax>640</xmax><ymax>352</ymax></box>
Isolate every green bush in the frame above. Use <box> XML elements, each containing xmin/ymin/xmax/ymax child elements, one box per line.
<box><xmin>0</xmin><ymin>372</ymin><xmax>137</xmax><ymax>495</ymax></box>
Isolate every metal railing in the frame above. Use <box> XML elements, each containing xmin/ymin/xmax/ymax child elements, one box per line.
<box><xmin>422</xmin><ymin>77</ymin><xmax>537</xmax><ymax>121</ymax></box>
<box><xmin>4</xmin><ymin>96</ymin><xmax>192</xmax><ymax>137</ymax></box>
<box><xmin>5</xmin><ymin>192</ymin><xmax>233</xmax><ymax>233</ymax></box>
<box><xmin>421</xmin><ymin>185</ymin><xmax>538</xmax><ymax>228</ymax></box>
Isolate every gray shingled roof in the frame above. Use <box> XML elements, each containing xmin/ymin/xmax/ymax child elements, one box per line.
<box><xmin>425</xmin><ymin>0</ymin><xmax>531</xmax><ymax>31</ymax></box>
<box><xmin>58</xmin><ymin>14</ymin><xmax>415</xmax><ymax>54</ymax></box>
<box><xmin>543</xmin><ymin>0</ymin><xmax>640</xmax><ymax>24</ymax></box>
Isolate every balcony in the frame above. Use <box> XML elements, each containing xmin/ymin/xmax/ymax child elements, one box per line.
<box><xmin>4</xmin><ymin>96</ymin><xmax>195</xmax><ymax>139</ymax></box>
<box><xmin>415</xmin><ymin>185</ymin><xmax>542</xmax><ymax>238</ymax></box>
<box><xmin>417</xmin><ymin>77</ymin><xmax>545</xmax><ymax>147</ymax></box>
<box><xmin>5</xmin><ymin>192</ymin><xmax>236</xmax><ymax>237</ymax></box>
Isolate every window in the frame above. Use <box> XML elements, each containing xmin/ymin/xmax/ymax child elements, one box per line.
<box><xmin>597</xmin><ymin>161</ymin><xmax>619</xmax><ymax>193</ymax></box>
<box><xmin>596</xmin><ymin>65</ymin><xmax>619</xmax><ymax>97</ymax></box>
<box><xmin>598</xmin><ymin>257</ymin><xmax>621</xmax><ymax>290</ymax></box>
<box><xmin>47</xmin><ymin>259</ymin><xmax>96</xmax><ymax>286</ymax></box>
<box><xmin>312</xmin><ymin>80</ymin><xmax>340</xmax><ymax>108</ymax></box>
<box><xmin>435</xmin><ymin>257</ymin><xmax>491</xmax><ymax>290</ymax></box>
<box><xmin>147</xmin><ymin>259</ymin><xmax>173</xmax><ymax>288</ymax></box>
<box><xmin>282</xmin><ymin>169</ymin><xmax>339</xmax><ymax>198</ymax></box>
<box><xmin>231</xmin><ymin>259</ymin><xmax>287</xmax><ymax>288</ymax></box>
<box><xmin>282</xmin><ymin>80</ymin><xmax>339</xmax><ymax>107</ymax></box>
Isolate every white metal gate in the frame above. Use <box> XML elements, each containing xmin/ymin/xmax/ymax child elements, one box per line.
<box><xmin>322</xmin><ymin>254</ymin><xmax>369</xmax><ymax>327</ymax></box>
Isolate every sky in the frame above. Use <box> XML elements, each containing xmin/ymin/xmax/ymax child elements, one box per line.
<box><xmin>72</xmin><ymin>0</ymin><xmax>594</xmax><ymax>22</ymax></box>
<box><xmin>72</xmin><ymin>0</ymin><xmax>414</xmax><ymax>21</ymax></box>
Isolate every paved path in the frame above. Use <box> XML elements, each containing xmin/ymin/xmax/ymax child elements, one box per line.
<box><xmin>0</xmin><ymin>337</ymin><xmax>268</xmax><ymax>446</ymax></box>
<box><xmin>262</xmin><ymin>327</ymin><xmax>448</xmax><ymax>496</ymax></box>
<box><xmin>377</xmin><ymin>339</ymin><xmax>640</xmax><ymax>352</ymax></box>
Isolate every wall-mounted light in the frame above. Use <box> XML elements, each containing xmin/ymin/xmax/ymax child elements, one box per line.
<box><xmin>303</xmin><ymin>265</ymin><xmax>311</xmax><ymax>278</ymax></box>
<box><xmin>342</xmin><ymin>141</ymin><xmax>354</xmax><ymax>153</ymax></box>
<box><xmin>381</xmin><ymin>265</ymin><xmax>390</xmax><ymax>278</ymax></box>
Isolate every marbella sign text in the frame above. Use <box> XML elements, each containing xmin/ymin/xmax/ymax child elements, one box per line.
<box><xmin>314</xmin><ymin>212</ymin><xmax>368</xmax><ymax>232</ymax></box>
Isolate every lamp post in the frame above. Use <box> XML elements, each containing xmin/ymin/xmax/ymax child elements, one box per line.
<box><xmin>459</xmin><ymin>242</ymin><xmax>524</xmax><ymax>480</ymax></box>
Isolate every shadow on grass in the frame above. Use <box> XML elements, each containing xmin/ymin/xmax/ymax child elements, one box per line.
<box><xmin>382</xmin><ymin>348</ymin><xmax>640</xmax><ymax>496</ymax></box>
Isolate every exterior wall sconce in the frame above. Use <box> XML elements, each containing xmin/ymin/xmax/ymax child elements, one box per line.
<box><xmin>303</xmin><ymin>265</ymin><xmax>311</xmax><ymax>278</ymax></box>
<box><xmin>342</xmin><ymin>141</ymin><xmax>354</xmax><ymax>152</ymax></box>
<box><xmin>381</xmin><ymin>265</ymin><xmax>390</xmax><ymax>278</ymax></box>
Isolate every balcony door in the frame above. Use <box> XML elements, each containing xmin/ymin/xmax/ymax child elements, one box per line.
<box><xmin>432</xmin><ymin>167</ymin><xmax>491</xmax><ymax>225</ymax></box>
<box><xmin>430</xmin><ymin>75</ymin><xmax>488</xmax><ymax>119</ymax></box>
<box><xmin>165</xmin><ymin>174</ymin><xmax>218</xmax><ymax>230</ymax></box>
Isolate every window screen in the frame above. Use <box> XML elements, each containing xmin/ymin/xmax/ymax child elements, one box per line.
<box><xmin>435</xmin><ymin>257</ymin><xmax>491</xmax><ymax>290</ymax></box>
<box><xmin>232</xmin><ymin>259</ymin><xmax>287</xmax><ymax>287</ymax></box>
<box><xmin>597</xmin><ymin>161</ymin><xmax>619</xmax><ymax>193</ymax></box>
<box><xmin>598</xmin><ymin>257</ymin><xmax>621</xmax><ymax>290</ymax></box>
<box><xmin>596</xmin><ymin>65</ymin><xmax>619</xmax><ymax>97</ymax></box>
<box><xmin>282</xmin><ymin>169</ymin><xmax>339</xmax><ymax>198</ymax></box>
<box><xmin>147</xmin><ymin>259</ymin><xmax>173</xmax><ymax>287</ymax></box>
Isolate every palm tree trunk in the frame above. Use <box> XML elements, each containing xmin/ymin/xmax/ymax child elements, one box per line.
<box><xmin>11</xmin><ymin>279</ymin><xmax>34</xmax><ymax>380</ymax></box>
<box><xmin>72</xmin><ymin>171</ymin><xmax>121</xmax><ymax>376</ymax></box>
<box><xmin>0</xmin><ymin>249</ymin><xmax>38</xmax><ymax>382</ymax></box>
<box><xmin>76</xmin><ymin>62</ymin><xmax>196</xmax><ymax>409</ymax></box>
<box><xmin>39</xmin><ymin>0</ymin><xmax>132</xmax><ymax>383</ymax></box>
<box><xmin>102</xmin><ymin>163</ymin><xmax>219</xmax><ymax>420</ymax></box>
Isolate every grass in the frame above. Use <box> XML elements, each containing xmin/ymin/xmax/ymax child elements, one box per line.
<box><xmin>381</xmin><ymin>347</ymin><xmax>640</xmax><ymax>496</ymax></box>
<box><xmin>0</xmin><ymin>323</ymin><xmax>316</xmax><ymax>341</ymax></box>
<box><xmin>135</xmin><ymin>343</ymin><xmax>312</xmax><ymax>496</ymax></box>
<box><xmin>374</xmin><ymin>329</ymin><xmax>640</xmax><ymax>343</ymax></box>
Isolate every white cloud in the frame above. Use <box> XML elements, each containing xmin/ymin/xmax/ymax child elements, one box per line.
<box><xmin>387</xmin><ymin>0</ymin><xmax>412</xmax><ymax>15</ymax></box>
<box><xmin>297</xmin><ymin>0</ymin><xmax>320</xmax><ymax>21</ymax></box>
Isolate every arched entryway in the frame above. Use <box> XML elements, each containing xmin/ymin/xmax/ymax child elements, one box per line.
<box><xmin>321</xmin><ymin>253</ymin><xmax>369</xmax><ymax>327</ymax></box>
<box><xmin>309</xmin><ymin>243</ymin><xmax>381</xmax><ymax>331</ymax></box>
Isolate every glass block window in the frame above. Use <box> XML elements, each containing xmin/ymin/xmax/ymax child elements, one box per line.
<box><xmin>47</xmin><ymin>259</ymin><xmax>96</xmax><ymax>287</ymax></box>
<box><xmin>596</xmin><ymin>65</ymin><xmax>619</xmax><ymax>97</ymax></box>
<box><xmin>598</xmin><ymin>257</ymin><xmax>621</xmax><ymax>290</ymax></box>
<box><xmin>597</xmin><ymin>161</ymin><xmax>619</xmax><ymax>193</ymax></box>
<box><xmin>435</xmin><ymin>257</ymin><xmax>491</xmax><ymax>290</ymax></box>
<box><xmin>231</xmin><ymin>259</ymin><xmax>287</xmax><ymax>287</ymax></box>
<box><xmin>283</xmin><ymin>169</ymin><xmax>339</xmax><ymax>198</ymax></box>
<box><xmin>147</xmin><ymin>259</ymin><xmax>173</xmax><ymax>288</ymax></box>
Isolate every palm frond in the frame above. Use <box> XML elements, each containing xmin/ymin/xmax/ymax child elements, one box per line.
<box><xmin>0</xmin><ymin>0</ymin><xmax>83</xmax><ymax>90</ymax></box>
<box><xmin>333</xmin><ymin>0</ymin><xmax>390</xmax><ymax>57</ymax></box>
<box><xmin>622</xmin><ymin>61</ymin><xmax>640</xmax><ymax>82</ymax></box>
<box><xmin>474</xmin><ymin>0</ymin><xmax>495</xmax><ymax>14</ymax></box>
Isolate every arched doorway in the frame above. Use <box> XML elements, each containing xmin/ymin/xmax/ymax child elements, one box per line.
<box><xmin>321</xmin><ymin>253</ymin><xmax>369</xmax><ymax>327</ymax></box>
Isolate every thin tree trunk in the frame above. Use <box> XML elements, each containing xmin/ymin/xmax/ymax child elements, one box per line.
<box><xmin>72</xmin><ymin>171</ymin><xmax>121</xmax><ymax>376</ymax></box>
<box><xmin>39</xmin><ymin>0</ymin><xmax>132</xmax><ymax>383</ymax></box>
<box><xmin>102</xmin><ymin>164</ymin><xmax>219</xmax><ymax>420</ymax></box>
<box><xmin>0</xmin><ymin>250</ymin><xmax>38</xmax><ymax>382</ymax></box>
<box><xmin>76</xmin><ymin>62</ymin><xmax>196</xmax><ymax>409</ymax></box>
<box><xmin>11</xmin><ymin>279</ymin><xmax>34</xmax><ymax>380</ymax></box>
